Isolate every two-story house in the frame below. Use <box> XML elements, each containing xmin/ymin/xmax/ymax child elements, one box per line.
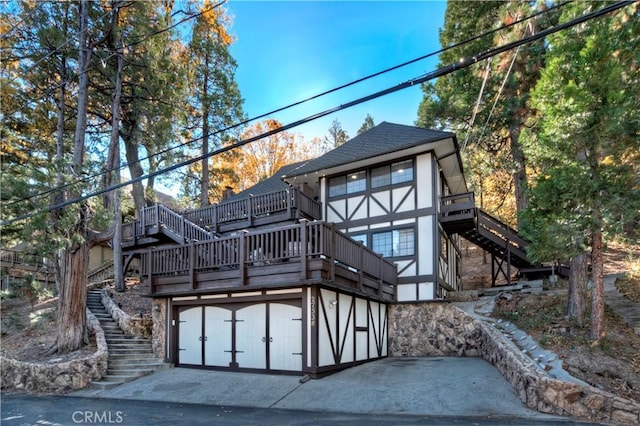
<box><xmin>122</xmin><ymin>122</ymin><xmax>470</xmax><ymax>377</ymax></box>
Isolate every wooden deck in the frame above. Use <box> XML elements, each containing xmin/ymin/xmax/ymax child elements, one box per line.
<box><xmin>122</xmin><ymin>187</ymin><xmax>322</xmax><ymax>248</ymax></box>
<box><xmin>439</xmin><ymin>192</ymin><xmax>538</xmax><ymax>285</ymax></box>
<box><xmin>141</xmin><ymin>221</ymin><xmax>397</xmax><ymax>301</ymax></box>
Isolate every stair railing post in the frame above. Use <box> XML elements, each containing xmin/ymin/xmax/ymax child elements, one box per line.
<box><xmin>181</xmin><ymin>215</ymin><xmax>186</xmax><ymax>244</ymax></box>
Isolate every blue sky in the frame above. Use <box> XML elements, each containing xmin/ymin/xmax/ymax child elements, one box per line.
<box><xmin>226</xmin><ymin>1</ymin><xmax>447</xmax><ymax>142</ymax></box>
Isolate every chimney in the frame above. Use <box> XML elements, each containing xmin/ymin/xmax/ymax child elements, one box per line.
<box><xmin>222</xmin><ymin>186</ymin><xmax>235</xmax><ymax>201</ymax></box>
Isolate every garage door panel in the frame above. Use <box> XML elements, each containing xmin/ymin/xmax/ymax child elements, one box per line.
<box><xmin>269</xmin><ymin>303</ymin><xmax>302</xmax><ymax>371</ymax></box>
<box><xmin>178</xmin><ymin>307</ymin><xmax>202</xmax><ymax>366</ymax></box>
<box><xmin>204</xmin><ymin>306</ymin><xmax>232</xmax><ymax>367</ymax></box>
<box><xmin>236</xmin><ymin>304</ymin><xmax>267</xmax><ymax>369</ymax></box>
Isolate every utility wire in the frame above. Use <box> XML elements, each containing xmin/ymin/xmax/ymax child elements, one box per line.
<box><xmin>1</xmin><ymin>0</ymin><xmax>226</xmax><ymax>117</ymax></box>
<box><xmin>1</xmin><ymin>0</ymin><xmax>631</xmax><ymax>227</ymax></box>
<box><xmin>4</xmin><ymin>0</ymin><xmax>574</xmax><ymax>208</ymax></box>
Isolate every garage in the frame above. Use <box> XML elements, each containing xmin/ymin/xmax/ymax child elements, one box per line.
<box><xmin>177</xmin><ymin>301</ymin><xmax>303</xmax><ymax>373</ymax></box>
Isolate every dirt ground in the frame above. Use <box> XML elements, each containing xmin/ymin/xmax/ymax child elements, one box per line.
<box><xmin>1</xmin><ymin>241</ymin><xmax>638</xmax><ymax>403</ymax></box>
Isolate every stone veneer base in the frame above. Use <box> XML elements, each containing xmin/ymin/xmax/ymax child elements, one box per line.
<box><xmin>388</xmin><ymin>302</ymin><xmax>640</xmax><ymax>426</ymax></box>
<box><xmin>0</xmin><ymin>310</ymin><xmax>108</xmax><ymax>393</ymax></box>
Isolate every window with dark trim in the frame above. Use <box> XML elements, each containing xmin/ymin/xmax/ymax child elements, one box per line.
<box><xmin>371</xmin><ymin>159</ymin><xmax>414</xmax><ymax>188</ymax></box>
<box><xmin>328</xmin><ymin>159</ymin><xmax>414</xmax><ymax>198</ymax></box>
<box><xmin>372</xmin><ymin>228</ymin><xmax>415</xmax><ymax>257</ymax></box>
<box><xmin>391</xmin><ymin>160</ymin><xmax>413</xmax><ymax>184</ymax></box>
<box><xmin>329</xmin><ymin>171</ymin><xmax>365</xmax><ymax>197</ymax></box>
<box><xmin>350</xmin><ymin>234</ymin><xmax>367</xmax><ymax>246</ymax></box>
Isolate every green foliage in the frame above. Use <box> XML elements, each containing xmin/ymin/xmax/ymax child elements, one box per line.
<box><xmin>417</xmin><ymin>1</ymin><xmax>554</xmax><ymax>225</ymax></box>
<box><xmin>521</xmin><ymin>1</ymin><xmax>640</xmax><ymax>262</ymax></box>
<box><xmin>357</xmin><ymin>114</ymin><xmax>375</xmax><ymax>135</ymax></box>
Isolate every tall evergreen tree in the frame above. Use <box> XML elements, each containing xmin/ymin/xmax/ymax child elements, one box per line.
<box><xmin>417</xmin><ymin>1</ymin><xmax>554</xmax><ymax>226</ymax></box>
<box><xmin>187</xmin><ymin>0</ymin><xmax>244</xmax><ymax>207</ymax></box>
<box><xmin>521</xmin><ymin>2</ymin><xmax>640</xmax><ymax>341</ymax></box>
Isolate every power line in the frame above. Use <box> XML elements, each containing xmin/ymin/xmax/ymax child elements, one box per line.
<box><xmin>1</xmin><ymin>0</ymin><xmax>226</xmax><ymax>117</ymax></box>
<box><xmin>1</xmin><ymin>0</ymin><xmax>631</xmax><ymax>227</ymax></box>
<box><xmin>4</xmin><ymin>0</ymin><xmax>573</xmax><ymax>208</ymax></box>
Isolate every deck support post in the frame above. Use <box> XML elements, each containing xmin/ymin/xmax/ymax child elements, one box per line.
<box><xmin>300</xmin><ymin>221</ymin><xmax>308</xmax><ymax>280</ymax></box>
<box><xmin>329</xmin><ymin>224</ymin><xmax>336</xmax><ymax>282</ymax></box>
<box><xmin>189</xmin><ymin>242</ymin><xmax>195</xmax><ymax>290</ymax></box>
<box><xmin>239</xmin><ymin>231</ymin><xmax>246</xmax><ymax>285</ymax></box>
<box><xmin>357</xmin><ymin>241</ymin><xmax>364</xmax><ymax>290</ymax></box>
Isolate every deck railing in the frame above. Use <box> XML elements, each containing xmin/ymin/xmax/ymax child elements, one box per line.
<box><xmin>183</xmin><ymin>187</ymin><xmax>321</xmax><ymax>229</ymax></box>
<box><xmin>124</xmin><ymin>187</ymin><xmax>322</xmax><ymax>245</ymax></box>
<box><xmin>141</xmin><ymin>221</ymin><xmax>397</xmax><ymax>295</ymax></box>
<box><xmin>0</xmin><ymin>250</ymin><xmax>47</xmax><ymax>270</ymax></box>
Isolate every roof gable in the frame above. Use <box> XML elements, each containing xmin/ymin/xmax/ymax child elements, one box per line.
<box><xmin>283</xmin><ymin>122</ymin><xmax>455</xmax><ymax>178</ymax></box>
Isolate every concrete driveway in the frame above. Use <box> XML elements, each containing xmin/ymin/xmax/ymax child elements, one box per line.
<box><xmin>71</xmin><ymin>357</ymin><xmax>567</xmax><ymax>422</ymax></box>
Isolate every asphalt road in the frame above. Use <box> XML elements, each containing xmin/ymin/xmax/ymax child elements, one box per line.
<box><xmin>1</xmin><ymin>394</ymin><xmax>597</xmax><ymax>426</ymax></box>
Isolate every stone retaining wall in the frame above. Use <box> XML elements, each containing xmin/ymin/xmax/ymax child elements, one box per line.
<box><xmin>388</xmin><ymin>302</ymin><xmax>640</xmax><ymax>425</ymax></box>
<box><xmin>0</xmin><ymin>311</ymin><xmax>108</xmax><ymax>393</ymax></box>
<box><xmin>101</xmin><ymin>288</ymin><xmax>152</xmax><ymax>339</ymax></box>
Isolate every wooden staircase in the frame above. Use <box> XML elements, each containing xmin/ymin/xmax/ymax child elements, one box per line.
<box><xmin>122</xmin><ymin>204</ymin><xmax>214</xmax><ymax>248</ymax></box>
<box><xmin>440</xmin><ymin>192</ymin><xmax>540</xmax><ymax>285</ymax></box>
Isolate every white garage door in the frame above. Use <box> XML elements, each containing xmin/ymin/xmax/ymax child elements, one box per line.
<box><xmin>178</xmin><ymin>307</ymin><xmax>202</xmax><ymax>365</ymax></box>
<box><xmin>269</xmin><ymin>303</ymin><xmax>302</xmax><ymax>371</ymax></box>
<box><xmin>177</xmin><ymin>302</ymin><xmax>302</xmax><ymax>372</ymax></box>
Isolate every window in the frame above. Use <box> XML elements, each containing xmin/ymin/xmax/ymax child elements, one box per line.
<box><xmin>328</xmin><ymin>176</ymin><xmax>346</xmax><ymax>197</ymax></box>
<box><xmin>371</xmin><ymin>165</ymin><xmax>390</xmax><ymax>188</ymax></box>
<box><xmin>371</xmin><ymin>160</ymin><xmax>413</xmax><ymax>188</ymax></box>
<box><xmin>329</xmin><ymin>170</ymin><xmax>365</xmax><ymax>197</ymax></box>
<box><xmin>372</xmin><ymin>229</ymin><xmax>415</xmax><ymax>257</ymax></box>
<box><xmin>391</xmin><ymin>160</ymin><xmax>413</xmax><ymax>184</ymax></box>
<box><xmin>350</xmin><ymin>234</ymin><xmax>367</xmax><ymax>246</ymax></box>
<box><xmin>346</xmin><ymin>171</ymin><xmax>366</xmax><ymax>193</ymax></box>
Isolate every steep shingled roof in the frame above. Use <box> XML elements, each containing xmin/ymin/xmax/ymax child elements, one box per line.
<box><xmin>283</xmin><ymin>122</ymin><xmax>455</xmax><ymax>178</ymax></box>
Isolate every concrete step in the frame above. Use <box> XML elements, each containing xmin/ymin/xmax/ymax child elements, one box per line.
<box><xmin>107</xmin><ymin>368</ymin><xmax>157</xmax><ymax>376</ymax></box>
<box><xmin>99</xmin><ymin>374</ymin><xmax>143</xmax><ymax>384</ymax></box>
<box><xmin>108</xmin><ymin>342</ymin><xmax>152</xmax><ymax>349</ymax></box>
<box><xmin>108</xmin><ymin>357</ymin><xmax>163</xmax><ymax>366</ymax></box>
<box><xmin>106</xmin><ymin>337</ymin><xmax>151</xmax><ymax>344</ymax></box>
<box><xmin>109</xmin><ymin>348</ymin><xmax>154</xmax><ymax>355</ymax></box>
<box><xmin>89</xmin><ymin>380</ymin><xmax>123</xmax><ymax>391</ymax></box>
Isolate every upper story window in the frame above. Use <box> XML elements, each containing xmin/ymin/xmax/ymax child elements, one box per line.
<box><xmin>329</xmin><ymin>170</ymin><xmax>365</xmax><ymax>197</ymax></box>
<box><xmin>371</xmin><ymin>159</ymin><xmax>414</xmax><ymax>189</ymax></box>
<box><xmin>329</xmin><ymin>159</ymin><xmax>415</xmax><ymax>198</ymax></box>
<box><xmin>391</xmin><ymin>160</ymin><xmax>413</xmax><ymax>184</ymax></box>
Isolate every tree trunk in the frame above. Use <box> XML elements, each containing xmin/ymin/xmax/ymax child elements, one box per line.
<box><xmin>200</xmin><ymin>61</ymin><xmax>210</xmax><ymax>207</ymax></box>
<box><xmin>124</xmin><ymin>128</ymin><xmax>147</xmax><ymax>213</ymax></box>
<box><xmin>567</xmin><ymin>253</ymin><xmax>588</xmax><ymax>327</ymax></box>
<box><xmin>52</xmin><ymin>55</ymin><xmax>67</xmax><ymax>297</ymax></box>
<box><xmin>110</xmin><ymin>35</ymin><xmax>124</xmax><ymax>292</ymax></box>
<box><xmin>509</xmin><ymin>124</ymin><xmax>527</xmax><ymax>228</ymax></box>
<box><xmin>590</xmin><ymin>227</ymin><xmax>605</xmax><ymax>342</ymax></box>
<box><xmin>56</xmin><ymin>227</ymin><xmax>89</xmax><ymax>353</ymax></box>
<box><xmin>54</xmin><ymin>0</ymin><xmax>90</xmax><ymax>354</ymax></box>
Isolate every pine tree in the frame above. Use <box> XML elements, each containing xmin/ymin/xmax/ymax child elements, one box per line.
<box><xmin>522</xmin><ymin>2</ymin><xmax>640</xmax><ymax>341</ymax></box>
